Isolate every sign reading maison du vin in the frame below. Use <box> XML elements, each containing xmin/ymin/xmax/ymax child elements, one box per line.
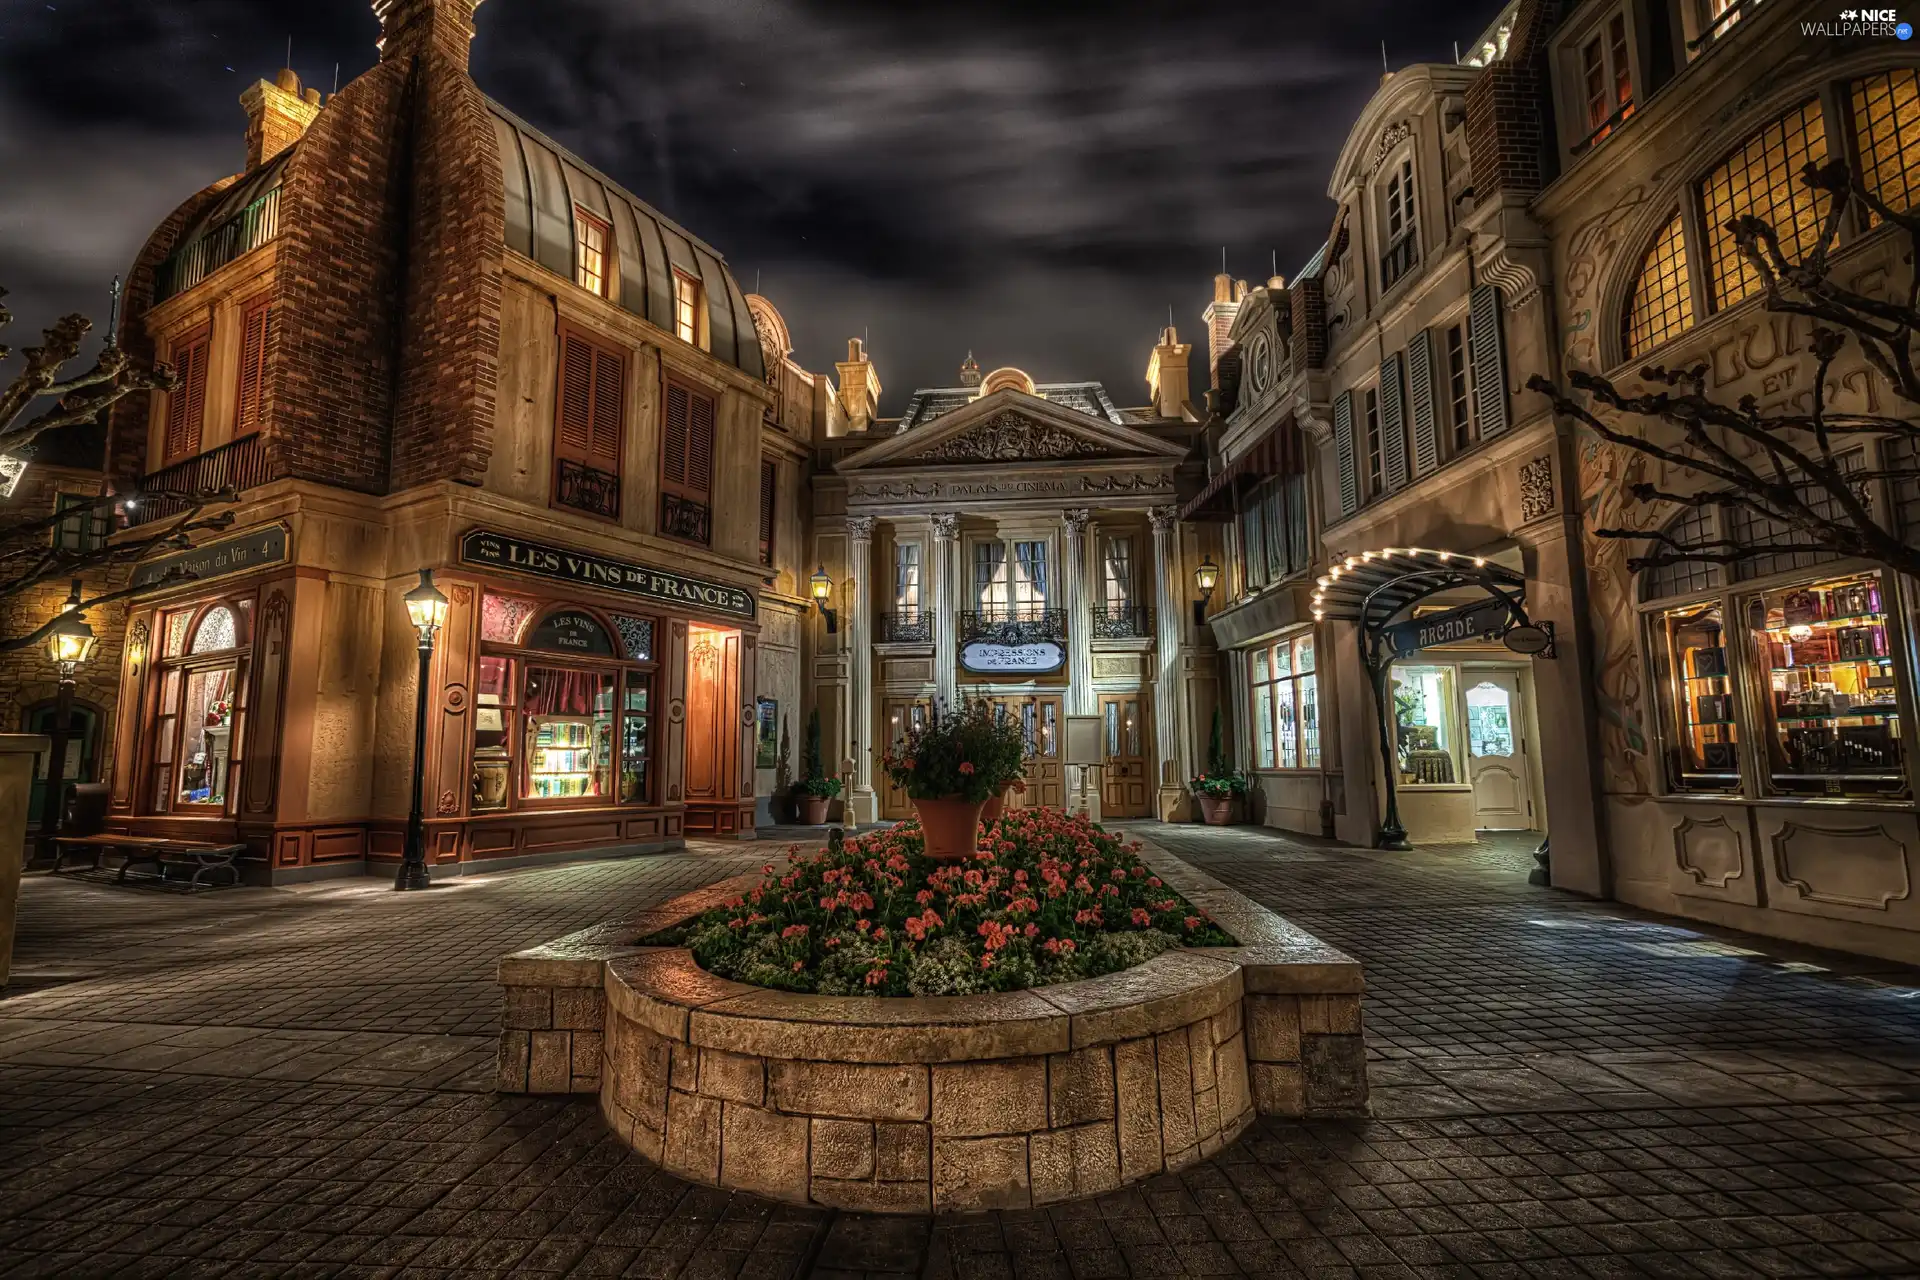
<box><xmin>460</xmin><ymin>530</ymin><xmax>757</xmax><ymax>621</ymax></box>
<box><xmin>132</xmin><ymin>524</ymin><xmax>289</xmax><ymax>593</ymax></box>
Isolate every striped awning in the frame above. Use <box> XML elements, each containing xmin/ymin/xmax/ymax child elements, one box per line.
<box><xmin>1180</xmin><ymin>421</ymin><xmax>1302</xmax><ymax>521</ymax></box>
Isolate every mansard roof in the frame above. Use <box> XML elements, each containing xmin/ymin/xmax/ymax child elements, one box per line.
<box><xmin>893</xmin><ymin>379</ymin><xmax>1128</xmax><ymax>432</ymax></box>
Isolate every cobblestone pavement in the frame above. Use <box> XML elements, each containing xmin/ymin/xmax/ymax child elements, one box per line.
<box><xmin>6</xmin><ymin>825</ymin><xmax>1920</xmax><ymax>1278</ymax></box>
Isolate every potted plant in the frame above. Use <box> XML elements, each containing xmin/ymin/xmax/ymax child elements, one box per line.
<box><xmin>795</xmin><ymin>709</ymin><xmax>842</xmax><ymax>825</ymax></box>
<box><xmin>881</xmin><ymin>698</ymin><xmax>1025</xmax><ymax>861</ymax></box>
<box><xmin>1189</xmin><ymin>708</ymin><xmax>1248</xmax><ymax>826</ymax></box>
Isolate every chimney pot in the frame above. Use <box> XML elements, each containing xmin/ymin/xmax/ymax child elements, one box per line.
<box><xmin>241</xmin><ymin>72</ymin><xmax>322</xmax><ymax>170</ymax></box>
<box><xmin>275</xmin><ymin>67</ymin><xmax>301</xmax><ymax>93</ymax></box>
<box><xmin>303</xmin><ymin>86</ymin><xmax>322</xmax><ymax>106</ymax></box>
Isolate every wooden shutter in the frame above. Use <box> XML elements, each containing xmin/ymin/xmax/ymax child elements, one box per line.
<box><xmin>234</xmin><ymin>297</ymin><xmax>271</xmax><ymax>437</ymax></box>
<box><xmin>1379</xmin><ymin>353</ymin><xmax>1408</xmax><ymax>492</ymax></box>
<box><xmin>1406</xmin><ymin>328</ymin><xmax>1438</xmax><ymax>475</ymax></box>
<box><xmin>663</xmin><ymin>381</ymin><xmax>690</xmax><ymax>488</ymax></box>
<box><xmin>555</xmin><ymin>329</ymin><xmax>623</xmax><ymax>466</ymax></box>
<box><xmin>758</xmin><ymin>458</ymin><xmax>776</xmax><ymax>566</ymax></box>
<box><xmin>588</xmin><ymin>345</ymin><xmax>624</xmax><ymax>468</ymax></box>
<box><xmin>687</xmin><ymin>389</ymin><xmax>714</xmax><ymax>495</ymax></box>
<box><xmin>1334</xmin><ymin>390</ymin><xmax>1357</xmax><ymax>517</ymax></box>
<box><xmin>163</xmin><ymin>327</ymin><xmax>210</xmax><ymax>463</ymax></box>
<box><xmin>661</xmin><ymin>379</ymin><xmax>716</xmax><ymax>498</ymax></box>
<box><xmin>1471</xmin><ymin>284</ymin><xmax>1510</xmax><ymax>439</ymax></box>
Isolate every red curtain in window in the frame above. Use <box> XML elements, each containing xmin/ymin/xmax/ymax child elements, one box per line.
<box><xmin>524</xmin><ymin>668</ymin><xmax>604</xmax><ymax>716</ymax></box>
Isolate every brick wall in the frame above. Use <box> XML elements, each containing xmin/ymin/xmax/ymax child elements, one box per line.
<box><xmin>1290</xmin><ymin>278</ymin><xmax>1328</xmax><ymax>373</ymax></box>
<box><xmin>1465</xmin><ymin>0</ymin><xmax>1561</xmax><ymax>204</ymax></box>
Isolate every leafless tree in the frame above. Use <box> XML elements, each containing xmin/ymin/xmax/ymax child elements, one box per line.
<box><xmin>1529</xmin><ymin>161</ymin><xmax>1920</xmax><ymax>580</ymax></box>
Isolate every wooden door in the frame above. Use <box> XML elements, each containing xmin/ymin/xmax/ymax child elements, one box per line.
<box><xmin>1000</xmin><ymin>695</ymin><xmax>1063</xmax><ymax>809</ymax></box>
<box><xmin>1464</xmin><ymin>670</ymin><xmax>1534</xmax><ymax>830</ymax></box>
<box><xmin>1099</xmin><ymin>694</ymin><xmax>1151</xmax><ymax>817</ymax></box>
<box><xmin>881</xmin><ymin>698</ymin><xmax>930</xmax><ymax>819</ymax></box>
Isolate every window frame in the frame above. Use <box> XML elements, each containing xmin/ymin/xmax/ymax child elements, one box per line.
<box><xmin>1376</xmin><ymin>153</ymin><xmax>1420</xmax><ymax>293</ymax></box>
<box><xmin>1363</xmin><ymin>385</ymin><xmax>1384</xmax><ymax>499</ymax></box>
<box><xmin>51</xmin><ymin>491</ymin><xmax>109</xmax><ymax>553</ymax></box>
<box><xmin>573</xmin><ymin>206</ymin><xmax>612</xmax><ymax>298</ymax></box>
<box><xmin>1248</xmin><ymin>631</ymin><xmax>1320</xmax><ymax>772</ymax></box>
<box><xmin>969</xmin><ymin>533</ymin><xmax>1054</xmax><ymax>620</ymax></box>
<box><xmin>142</xmin><ymin>595</ymin><xmax>253</xmax><ymax>816</ymax></box>
<box><xmin>893</xmin><ymin>540</ymin><xmax>924</xmax><ymax>620</ymax></box>
<box><xmin>672</xmin><ymin>270</ymin><xmax>705</xmax><ymax>349</ymax></box>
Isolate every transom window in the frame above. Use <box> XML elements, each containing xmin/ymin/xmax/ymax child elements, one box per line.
<box><xmin>574</xmin><ymin>208</ymin><xmax>609</xmax><ymax>297</ymax></box>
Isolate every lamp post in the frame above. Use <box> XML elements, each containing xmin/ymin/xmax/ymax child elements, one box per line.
<box><xmin>1192</xmin><ymin>556</ymin><xmax>1220</xmax><ymax>627</ymax></box>
<box><xmin>396</xmin><ymin>569</ymin><xmax>449</xmax><ymax>891</ymax></box>
<box><xmin>810</xmin><ymin>565</ymin><xmax>838</xmax><ymax>634</ymax></box>
<box><xmin>39</xmin><ymin>583</ymin><xmax>97</xmax><ymax>858</ymax></box>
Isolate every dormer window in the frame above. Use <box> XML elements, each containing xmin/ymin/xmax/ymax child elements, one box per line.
<box><xmin>1378</xmin><ymin>156</ymin><xmax>1418</xmax><ymax>291</ymax></box>
<box><xmin>673</xmin><ymin>271</ymin><xmax>702</xmax><ymax>347</ymax></box>
<box><xmin>573</xmin><ymin>208</ymin><xmax>610</xmax><ymax>297</ymax></box>
<box><xmin>1579</xmin><ymin>13</ymin><xmax>1634</xmax><ymax>149</ymax></box>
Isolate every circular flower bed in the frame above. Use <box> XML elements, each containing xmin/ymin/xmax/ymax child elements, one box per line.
<box><xmin>643</xmin><ymin>808</ymin><xmax>1235</xmax><ymax>997</ymax></box>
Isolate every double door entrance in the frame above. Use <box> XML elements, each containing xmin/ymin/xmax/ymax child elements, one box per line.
<box><xmin>1098</xmin><ymin>694</ymin><xmax>1151</xmax><ymax>818</ymax></box>
<box><xmin>878</xmin><ymin>694</ymin><xmax>1065</xmax><ymax>818</ymax></box>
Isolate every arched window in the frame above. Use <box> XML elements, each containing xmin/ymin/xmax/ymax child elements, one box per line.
<box><xmin>1377</xmin><ymin>153</ymin><xmax>1419</xmax><ymax>290</ymax></box>
<box><xmin>1852</xmin><ymin>69</ymin><xmax>1920</xmax><ymax>226</ymax></box>
<box><xmin>1699</xmin><ymin>99</ymin><xmax>1829</xmax><ymax>311</ymax></box>
<box><xmin>1622</xmin><ymin>212</ymin><xmax>1693</xmax><ymax>359</ymax></box>
<box><xmin>190</xmin><ymin>605</ymin><xmax>238</xmax><ymax>654</ymax></box>
<box><xmin>1638</xmin><ymin>505</ymin><xmax>1720</xmax><ymax>602</ymax></box>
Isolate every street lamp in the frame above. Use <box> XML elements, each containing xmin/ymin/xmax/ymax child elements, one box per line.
<box><xmin>39</xmin><ymin>583</ymin><xmax>97</xmax><ymax>857</ymax></box>
<box><xmin>810</xmin><ymin>565</ymin><xmax>838</xmax><ymax>634</ymax></box>
<box><xmin>1192</xmin><ymin>556</ymin><xmax>1220</xmax><ymax>626</ymax></box>
<box><xmin>396</xmin><ymin>568</ymin><xmax>449</xmax><ymax>891</ymax></box>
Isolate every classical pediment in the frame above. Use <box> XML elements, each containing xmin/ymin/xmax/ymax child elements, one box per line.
<box><xmin>838</xmin><ymin>389</ymin><xmax>1188</xmax><ymax>473</ymax></box>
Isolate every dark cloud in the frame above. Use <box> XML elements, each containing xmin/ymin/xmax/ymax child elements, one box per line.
<box><xmin>1</xmin><ymin>0</ymin><xmax>1499</xmax><ymax>412</ymax></box>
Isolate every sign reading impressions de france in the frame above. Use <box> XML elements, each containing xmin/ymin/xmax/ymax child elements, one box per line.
<box><xmin>961</xmin><ymin>640</ymin><xmax>1065</xmax><ymax>675</ymax></box>
<box><xmin>132</xmin><ymin>524</ymin><xmax>289</xmax><ymax>592</ymax></box>
<box><xmin>461</xmin><ymin>529</ymin><xmax>756</xmax><ymax>621</ymax></box>
<box><xmin>1383</xmin><ymin>598</ymin><xmax>1516</xmax><ymax>658</ymax></box>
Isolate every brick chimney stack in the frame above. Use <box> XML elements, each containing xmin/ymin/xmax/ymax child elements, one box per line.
<box><xmin>1202</xmin><ymin>273</ymin><xmax>1246</xmax><ymax>377</ymax></box>
<box><xmin>836</xmin><ymin>337</ymin><xmax>882</xmax><ymax>433</ymax></box>
<box><xmin>373</xmin><ymin>0</ymin><xmax>485</xmax><ymax>65</ymax></box>
<box><xmin>1145</xmin><ymin>326</ymin><xmax>1193</xmax><ymax>421</ymax></box>
<box><xmin>241</xmin><ymin>68</ymin><xmax>321</xmax><ymax>171</ymax></box>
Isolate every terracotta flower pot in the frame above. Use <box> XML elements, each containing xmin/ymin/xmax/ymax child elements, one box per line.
<box><xmin>981</xmin><ymin>786</ymin><xmax>1010</xmax><ymax>824</ymax></box>
<box><xmin>912</xmin><ymin>795</ymin><xmax>986</xmax><ymax>862</ymax></box>
<box><xmin>800</xmin><ymin>795</ymin><xmax>830</xmax><ymax>825</ymax></box>
<box><xmin>1197</xmin><ymin>794</ymin><xmax>1233</xmax><ymax>826</ymax></box>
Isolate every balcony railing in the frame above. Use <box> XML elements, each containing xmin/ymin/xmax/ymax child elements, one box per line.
<box><xmin>153</xmin><ymin>187</ymin><xmax>281</xmax><ymax>304</ymax></box>
<box><xmin>659</xmin><ymin>492</ymin><xmax>711</xmax><ymax>544</ymax></box>
<box><xmin>960</xmin><ymin>608</ymin><xmax>1066</xmax><ymax>645</ymax></box>
<box><xmin>1091</xmin><ymin>604</ymin><xmax>1153</xmax><ymax>639</ymax></box>
<box><xmin>879</xmin><ymin>610</ymin><xmax>932</xmax><ymax>643</ymax></box>
<box><xmin>556</xmin><ymin>458</ymin><xmax>620</xmax><ymax>520</ymax></box>
<box><xmin>126</xmin><ymin>433</ymin><xmax>271</xmax><ymax>527</ymax></box>
<box><xmin>1572</xmin><ymin>101</ymin><xmax>1636</xmax><ymax>157</ymax></box>
<box><xmin>1379</xmin><ymin>231</ymin><xmax>1419</xmax><ymax>291</ymax></box>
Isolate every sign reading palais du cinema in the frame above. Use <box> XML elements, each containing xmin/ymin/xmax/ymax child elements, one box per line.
<box><xmin>461</xmin><ymin>530</ymin><xmax>756</xmax><ymax>621</ymax></box>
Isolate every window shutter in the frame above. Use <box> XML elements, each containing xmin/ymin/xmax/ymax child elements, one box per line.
<box><xmin>758</xmin><ymin>458</ymin><xmax>776</xmax><ymax>566</ymax></box>
<box><xmin>1334</xmin><ymin>390</ymin><xmax>1357</xmax><ymax>517</ymax></box>
<box><xmin>234</xmin><ymin>299</ymin><xmax>271</xmax><ymax>437</ymax></box>
<box><xmin>663</xmin><ymin>382</ymin><xmax>690</xmax><ymax>487</ymax></box>
<box><xmin>556</xmin><ymin>332</ymin><xmax>594</xmax><ymax>461</ymax></box>
<box><xmin>588</xmin><ymin>346</ymin><xmax>624</xmax><ymax>467</ymax></box>
<box><xmin>687</xmin><ymin>388</ymin><xmax>715</xmax><ymax>496</ymax></box>
<box><xmin>163</xmin><ymin>330</ymin><xmax>209</xmax><ymax>462</ymax></box>
<box><xmin>1471</xmin><ymin>284</ymin><xmax>1509</xmax><ymax>439</ymax></box>
<box><xmin>1406</xmin><ymin>328</ymin><xmax>1438</xmax><ymax>475</ymax></box>
<box><xmin>1380</xmin><ymin>353</ymin><xmax>1408</xmax><ymax>492</ymax></box>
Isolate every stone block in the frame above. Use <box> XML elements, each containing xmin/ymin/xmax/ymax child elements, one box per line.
<box><xmin>876</xmin><ymin>1122</ymin><xmax>930</xmax><ymax>1180</ymax></box>
<box><xmin>931</xmin><ymin>1059</ymin><xmax>1047</xmax><ymax>1136</ymax></box>
<box><xmin>1155</xmin><ymin>1031</ymin><xmax>1196</xmax><ymax>1154</ymax></box>
<box><xmin>810</xmin><ymin>1178</ymin><xmax>932</xmax><ymax>1213</ymax></box>
<box><xmin>608</xmin><ymin>1024</ymin><xmax>670</xmax><ymax>1133</ymax></box>
<box><xmin>1216</xmin><ymin>1033</ymin><xmax>1251</xmax><ymax>1124</ymax></box>
<box><xmin>1194</xmin><ymin>1086</ymin><xmax>1220</xmax><ymax>1142</ymax></box>
<box><xmin>670</xmin><ymin>1042</ymin><xmax>698</xmax><ymax>1091</ymax></box>
<box><xmin>1252</xmin><ymin>1063</ymin><xmax>1305</xmax><ymax>1116</ymax></box>
<box><xmin>810</xmin><ymin>1119</ymin><xmax>874</xmax><ymax>1180</ymax></box>
<box><xmin>1028</xmin><ymin>1128</ymin><xmax>1075</xmax><ymax>1206</ymax></box>
<box><xmin>628</xmin><ymin>1109</ymin><xmax>663</xmax><ymax>1164</ymax></box>
<box><xmin>1047</xmin><ymin>1045</ymin><xmax>1115</xmax><ymax>1127</ymax></box>
<box><xmin>933</xmin><ymin>1135</ymin><xmax>1031</xmax><ymax>1211</ymax></box>
<box><xmin>1072</xmin><ymin>1121</ymin><xmax>1120</xmax><ymax>1197</ymax></box>
<box><xmin>1113</xmin><ymin>1037</ymin><xmax>1164</xmax><ymax>1182</ymax></box>
<box><xmin>698</xmin><ymin>1048</ymin><xmax>765</xmax><ymax>1105</ymax></box>
<box><xmin>504</xmin><ymin>985</ymin><xmax>553</xmax><ymax>1031</ymax></box>
<box><xmin>1165</xmin><ymin>1142</ymin><xmax>1202</xmax><ymax>1171</ymax></box>
<box><xmin>720</xmin><ymin>1102</ymin><xmax>809</xmax><ymax>1200</ymax></box>
<box><xmin>1245</xmin><ymin>995</ymin><xmax>1301</xmax><ymax>1063</ymax></box>
<box><xmin>496</xmin><ymin>1030</ymin><xmax>530</xmax><ymax>1092</ymax></box>
<box><xmin>663</xmin><ymin>1089</ymin><xmax>721</xmax><ymax>1183</ymax></box>
<box><xmin>571</xmin><ymin>1031</ymin><xmax>603</xmax><ymax>1083</ymax></box>
<box><xmin>767</xmin><ymin>1060</ymin><xmax>929</xmax><ymax>1121</ymax></box>
<box><xmin>554</xmin><ymin>987</ymin><xmax>607</xmax><ymax>1031</ymax></box>
<box><xmin>529</xmin><ymin>1030</ymin><xmax>572</xmax><ymax>1093</ymax></box>
<box><xmin>1300</xmin><ymin>995</ymin><xmax>1363</xmax><ymax>1035</ymax></box>
<box><xmin>1303</xmin><ymin>1034</ymin><xmax>1369</xmax><ymax>1113</ymax></box>
<box><xmin>1188</xmin><ymin>1022</ymin><xmax>1217</xmax><ymax>1094</ymax></box>
<box><xmin>1209</xmin><ymin>1000</ymin><xmax>1242</xmax><ymax>1046</ymax></box>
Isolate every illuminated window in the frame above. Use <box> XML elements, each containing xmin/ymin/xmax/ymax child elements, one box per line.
<box><xmin>574</xmin><ymin>209</ymin><xmax>609</xmax><ymax>297</ymax></box>
<box><xmin>1364</xmin><ymin>387</ymin><xmax>1383</xmax><ymax>496</ymax></box>
<box><xmin>1852</xmin><ymin>69</ymin><xmax>1920</xmax><ymax>227</ymax></box>
<box><xmin>673</xmin><ymin>272</ymin><xmax>701</xmax><ymax>346</ymax></box>
<box><xmin>1700</xmin><ymin>99</ymin><xmax>1828</xmax><ymax>311</ymax></box>
<box><xmin>1581</xmin><ymin>13</ymin><xmax>1633</xmax><ymax>140</ymax></box>
<box><xmin>1250</xmin><ymin>634</ymin><xmax>1319</xmax><ymax>770</ymax></box>
<box><xmin>1623</xmin><ymin>212</ymin><xmax>1695</xmax><ymax>358</ymax></box>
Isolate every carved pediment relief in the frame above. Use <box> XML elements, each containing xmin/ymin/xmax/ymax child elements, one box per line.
<box><xmin>839</xmin><ymin>390</ymin><xmax>1189</xmax><ymax>473</ymax></box>
<box><xmin>907</xmin><ymin>410</ymin><xmax>1118</xmax><ymax>463</ymax></box>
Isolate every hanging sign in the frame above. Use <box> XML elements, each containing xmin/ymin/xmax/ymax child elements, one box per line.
<box><xmin>132</xmin><ymin>524</ymin><xmax>288</xmax><ymax>592</ymax></box>
<box><xmin>961</xmin><ymin>640</ymin><xmax>1066</xmax><ymax>675</ymax></box>
<box><xmin>1383</xmin><ymin>598</ymin><xmax>1515</xmax><ymax>658</ymax></box>
<box><xmin>461</xmin><ymin>529</ymin><xmax>756</xmax><ymax>620</ymax></box>
<box><xmin>525</xmin><ymin>610</ymin><xmax>616</xmax><ymax>657</ymax></box>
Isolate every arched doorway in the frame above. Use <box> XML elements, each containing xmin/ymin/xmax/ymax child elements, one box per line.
<box><xmin>24</xmin><ymin>699</ymin><xmax>101</xmax><ymax>828</ymax></box>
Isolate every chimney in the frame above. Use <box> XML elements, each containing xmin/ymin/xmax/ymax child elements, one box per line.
<box><xmin>1201</xmin><ymin>273</ymin><xmax>1242</xmax><ymax>377</ymax></box>
<box><xmin>241</xmin><ymin>68</ymin><xmax>322</xmax><ymax>171</ymax></box>
<box><xmin>836</xmin><ymin>337</ymin><xmax>882</xmax><ymax>433</ymax></box>
<box><xmin>1144</xmin><ymin>326</ymin><xmax>1193</xmax><ymax>421</ymax></box>
<box><xmin>373</xmin><ymin>0</ymin><xmax>485</xmax><ymax>66</ymax></box>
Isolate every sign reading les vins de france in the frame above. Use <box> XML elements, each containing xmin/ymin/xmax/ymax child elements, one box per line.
<box><xmin>461</xmin><ymin>530</ymin><xmax>756</xmax><ymax>621</ymax></box>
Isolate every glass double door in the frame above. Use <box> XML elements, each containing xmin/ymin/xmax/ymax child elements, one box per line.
<box><xmin>1098</xmin><ymin>695</ymin><xmax>1151</xmax><ymax>817</ymax></box>
<box><xmin>991</xmin><ymin>695</ymin><xmax>1064</xmax><ymax>810</ymax></box>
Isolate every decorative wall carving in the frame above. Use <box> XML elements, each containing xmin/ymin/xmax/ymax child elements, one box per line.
<box><xmin>931</xmin><ymin>512</ymin><xmax>960</xmax><ymax>540</ymax></box>
<box><xmin>1671</xmin><ymin>815</ymin><xmax>1745</xmax><ymax>889</ymax></box>
<box><xmin>846</xmin><ymin>515</ymin><xmax>877</xmax><ymax>542</ymax></box>
<box><xmin>1771</xmin><ymin>822</ymin><xmax>1914</xmax><ymax>911</ymax></box>
<box><xmin>1519</xmin><ymin>454</ymin><xmax>1555</xmax><ymax>522</ymax></box>
<box><xmin>1093</xmin><ymin>654</ymin><xmax>1142</xmax><ymax>679</ymax></box>
<box><xmin>1365</xmin><ymin>120</ymin><xmax>1412</xmax><ymax>176</ymax></box>
<box><xmin>909</xmin><ymin>411</ymin><xmax>1117</xmax><ymax>463</ymax></box>
<box><xmin>847</xmin><ymin>470</ymin><xmax>1174</xmax><ymax>506</ymax></box>
<box><xmin>437</xmin><ymin>789</ymin><xmax>460</xmax><ymax>817</ymax></box>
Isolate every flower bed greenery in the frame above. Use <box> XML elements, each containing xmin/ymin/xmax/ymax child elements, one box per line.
<box><xmin>641</xmin><ymin>808</ymin><xmax>1236</xmax><ymax>996</ymax></box>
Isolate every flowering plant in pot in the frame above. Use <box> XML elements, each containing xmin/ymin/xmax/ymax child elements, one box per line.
<box><xmin>1189</xmin><ymin>708</ymin><xmax>1248</xmax><ymax>825</ymax></box>
<box><xmin>880</xmin><ymin>698</ymin><xmax>1025</xmax><ymax>860</ymax></box>
<box><xmin>794</xmin><ymin>709</ymin><xmax>842</xmax><ymax>825</ymax></box>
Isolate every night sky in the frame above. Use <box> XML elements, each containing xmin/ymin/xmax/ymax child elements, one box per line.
<box><xmin>1</xmin><ymin>0</ymin><xmax>1498</xmax><ymax>415</ymax></box>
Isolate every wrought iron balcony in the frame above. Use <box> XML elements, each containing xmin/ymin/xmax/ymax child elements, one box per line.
<box><xmin>1379</xmin><ymin>231</ymin><xmax>1418</xmax><ymax>291</ymax></box>
<box><xmin>126</xmin><ymin>432</ymin><xmax>271</xmax><ymax>527</ymax></box>
<box><xmin>960</xmin><ymin>608</ymin><xmax>1066</xmax><ymax>645</ymax></box>
<box><xmin>879</xmin><ymin>610</ymin><xmax>932</xmax><ymax>643</ymax></box>
<box><xmin>659</xmin><ymin>492</ymin><xmax>710</xmax><ymax>544</ymax></box>
<box><xmin>1091</xmin><ymin>604</ymin><xmax>1153</xmax><ymax>639</ymax></box>
<box><xmin>556</xmin><ymin>458</ymin><xmax>620</xmax><ymax>520</ymax></box>
<box><xmin>153</xmin><ymin>187</ymin><xmax>281</xmax><ymax>303</ymax></box>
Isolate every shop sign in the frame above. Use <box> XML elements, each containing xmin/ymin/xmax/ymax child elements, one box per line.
<box><xmin>132</xmin><ymin>524</ymin><xmax>288</xmax><ymax>593</ymax></box>
<box><xmin>526</xmin><ymin>610</ymin><xmax>616</xmax><ymax>657</ymax></box>
<box><xmin>461</xmin><ymin>529</ymin><xmax>756</xmax><ymax>621</ymax></box>
<box><xmin>1384</xmin><ymin>598</ymin><xmax>1514</xmax><ymax>657</ymax></box>
<box><xmin>960</xmin><ymin>640</ymin><xmax>1065</xmax><ymax>674</ymax></box>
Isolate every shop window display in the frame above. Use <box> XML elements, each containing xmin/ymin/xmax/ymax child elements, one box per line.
<box><xmin>1249</xmin><ymin>633</ymin><xmax>1319</xmax><ymax>770</ymax></box>
<box><xmin>1393</xmin><ymin>664</ymin><xmax>1459</xmax><ymax>786</ymax></box>
<box><xmin>1649</xmin><ymin>602</ymin><xmax>1740</xmax><ymax>792</ymax></box>
<box><xmin>523</xmin><ymin>667</ymin><xmax>616</xmax><ymax>799</ymax></box>
<box><xmin>146</xmin><ymin>598</ymin><xmax>249</xmax><ymax>814</ymax></box>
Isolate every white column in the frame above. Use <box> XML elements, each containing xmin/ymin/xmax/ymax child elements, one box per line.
<box><xmin>1150</xmin><ymin>505</ymin><xmax>1187</xmax><ymax>819</ymax></box>
<box><xmin>931</xmin><ymin>513</ymin><xmax>959</xmax><ymax>710</ymax></box>
<box><xmin>1062</xmin><ymin>509</ymin><xmax>1094</xmax><ymax>716</ymax></box>
<box><xmin>847</xmin><ymin>515</ymin><xmax>878</xmax><ymax>823</ymax></box>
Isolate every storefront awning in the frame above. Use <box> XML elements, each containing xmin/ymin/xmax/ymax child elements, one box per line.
<box><xmin>1179</xmin><ymin>420</ymin><xmax>1301</xmax><ymax>522</ymax></box>
<box><xmin>1310</xmin><ymin>546</ymin><xmax>1526</xmax><ymax>628</ymax></box>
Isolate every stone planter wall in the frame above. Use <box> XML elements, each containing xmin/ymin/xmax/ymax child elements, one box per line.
<box><xmin>497</xmin><ymin>840</ymin><xmax>1367</xmax><ymax>1211</ymax></box>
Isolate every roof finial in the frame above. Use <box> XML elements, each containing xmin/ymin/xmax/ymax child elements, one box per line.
<box><xmin>1381</xmin><ymin>39</ymin><xmax>1389</xmax><ymax>73</ymax></box>
<box><xmin>958</xmin><ymin>351</ymin><xmax>982</xmax><ymax>387</ymax></box>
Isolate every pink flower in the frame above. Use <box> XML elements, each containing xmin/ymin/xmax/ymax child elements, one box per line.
<box><xmin>1184</xmin><ymin>916</ymin><xmax>1201</xmax><ymax>931</ymax></box>
<box><xmin>781</xmin><ymin>924</ymin><xmax>809</xmax><ymax>939</ymax></box>
<box><xmin>1131</xmin><ymin>908</ymin><xmax>1151</xmax><ymax>927</ymax></box>
<box><xmin>958</xmin><ymin>761</ymin><xmax>975</xmax><ymax>775</ymax></box>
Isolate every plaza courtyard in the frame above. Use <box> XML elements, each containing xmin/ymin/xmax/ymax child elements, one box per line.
<box><xmin>3</xmin><ymin>825</ymin><xmax>1920</xmax><ymax>1279</ymax></box>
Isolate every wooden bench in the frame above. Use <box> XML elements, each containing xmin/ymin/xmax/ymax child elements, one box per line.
<box><xmin>53</xmin><ymin>833</ymin><xmax>246</xmax><ymax>889</ymax></box>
